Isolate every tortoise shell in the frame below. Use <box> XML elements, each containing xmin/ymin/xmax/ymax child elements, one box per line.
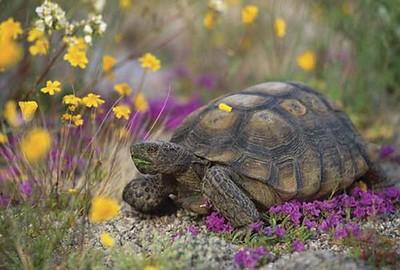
<box><xmin>171</xmin><ymin>82</ymin><xmax>370</xmax><ymax>200</ymax></box>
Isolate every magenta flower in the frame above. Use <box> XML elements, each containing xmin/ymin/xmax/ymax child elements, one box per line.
<box><xmin>205</xmin><ymin>212</ymin><xmax>233</xmax><ymax>233</ymax></box>
<box><xmin>248</xmin><ymin>220</ymin><xmax>264</xmax><ymax>233</ymax></box>
<box><xmin>334</xmin><ymin>226</ymin><xmax>348</xmax><ymax>239</ymax></box>
<box><xmin>379</xmin><ymin>145</ymin><xmax>396</xmax><ymax>159</ymax></box>
<box><xmin>302</xmin><ymin>202</ymin><xmax>321</xmax><ymax>216</ymax></box>
<box><xmin>345</xmin><ymin>222</ymin><xmax>361</xmax><ymax>238</ymax></box>
<box><xmin>303</xmin><ymin>218</ymin><xmax>317</xmax><ymax>230</ymax></box>
<box><xmin>263</xmin><ymin>226</ymin><xmax>274</xmax><ymax>236</ymax></box>
<box><xmin>275</xmin><ymin>226</ymin><xmax>286</xmax><ymax>237</ymax></box>
<box><xmin>292</xmin><ymin>240</ymin><xmax>306</xmax><ymax>252</ymax></box>
<box><xmin>187</xmin><ymin>225</ymin><xmax>199</xmax><ymax>236</ymax></box>
<box><xmin>19</xmin><ymin>181</ymin><xmax>32</xmax><ymax>197</ymax></box>
<box><xmin>233</xmin><ymin>246</ymin><xmax>268</xmax><ymax>268</ymax></box>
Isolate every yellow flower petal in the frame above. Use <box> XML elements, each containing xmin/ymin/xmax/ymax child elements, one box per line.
<box><xmin>103</xmin><ymin>55</ymin><xmax>117</xmax><ymax>73</ymax></box>
<box><xmin>0</xmin><ymin>18</ymin><xmax>23</xmax><ymax>40</ymax></box>
<box><xmin>218</xmin><ymin>103</ymin><xmax>232</xmax><ymax>112</ymax></box>
<box><xmin>100</xmin><ymin>232</ymin><xmax>115</xmax><ymax>248</ymax></box>
<box><xmin>20</xmin><ymin>128</ymin><xmax>52</xmax><ymax>163</ymax></box>
<box><xmin>18</xmin><ymin>101</ymin><xmax>38</xmax><ymax>122</ymax></box>
<box><xmin>138</xmin><ymin>53</ymin><xmax>161</xmax><ymax>72</ymax></box>
<box><xmin>114</xmin><ymin>83</ymin><xmax>132</xmax><ymax>96</ymax></box>
<box><xmin>41</xmin><ymin>80</ymin><xmax>62</xmax><ymax>95</ymax></box>
<box><xmin>82</xmin><ymin>93</ymin><xmax>105</xmax><ymax>108</ymax></box>
<box><xmin>143</xmin><ymin>265</ymin><xmax>158</xmax><ymax>270</ymax></box>
<box><xmin>0</xmin><ymin>132</ymin><xmax>8</xmax><ymax>144</ymax></box>
<box><xmin>112</xmin><ymin>105</ymin><xmax>131</xmax><ymax>120</ymax></box>
<box><xmin>296</xmin><ymin>50</ymin><xmax>316</xmax><ymax>71</ymax></box>
<box><xmin>274</xmin><ymin>17</ymin><xmax>286</xmax><ymax>38</ymax></box>
<box><xmin>89</xmin><ymin>196</ymin><xmax>120</xmax><ymax>223</ymax></box>
<box><xmin>4</xmin><ymin>100</ymin><xmax>20</xmax><ymax>127</ymax></box>
<box><xmin>63</xmin><ymin>94</ymin><xmax>81</xmax><ymax>106</ymax></box>
<box><xmin>241</xmin><ymin>5</ymin><xmax>259</xmax><ymax>25</ymax></box>
<box><xmin>133</xmin><ymin>92</ymin><xmax>149</xmax><ymax>113</ymax></box>
<box><xmin>204</xmin><ymin>12</ymin><xmax>217</xmax><ymax>29</ymax></box>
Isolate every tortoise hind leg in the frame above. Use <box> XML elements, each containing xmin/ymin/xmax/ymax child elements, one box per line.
<box><xmin>202</xmin><ymin>166</ymin><xmax>260</xmax><ymax>227</ymax></box>
<box><xmin>363</xmin><ymin>163</ymin><xmax>394</xmax><ymax>190</ymax></box>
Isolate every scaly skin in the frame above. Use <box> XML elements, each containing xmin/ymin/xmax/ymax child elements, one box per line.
<box><xmin>202</xmin><ymin>165</ymin><xmax>260</xmax><ymax>227</ymax></box>
<box><xmin>122</xmin><ymin>174</ymin><xmax>176</xmax><ymax>214</ymax></box>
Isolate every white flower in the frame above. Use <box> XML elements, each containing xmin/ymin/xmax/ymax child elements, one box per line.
<box><xmin>208</xmin><ymin>0</ymin><xmax>227</xmax><ymax>14</ymax></box>
<box><xmin>84</xmin><ymin>24</ymin><xmax>93</xmax><ymax>34</ymax></box>
<box><xmin>84</xmin><ymin>35</ymin><xmax>92</xmax><ymax>44</ymax></box>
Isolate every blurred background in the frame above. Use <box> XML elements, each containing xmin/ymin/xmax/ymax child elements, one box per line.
<box><xmin>1</xmin><ymin>0</ymin><xmax>400</xmax><ymax>200</ymax></box>
<box><xmin>1</xmin><ymin>0</ymin><xmax>400</xmax><ymax>139</ymax></box>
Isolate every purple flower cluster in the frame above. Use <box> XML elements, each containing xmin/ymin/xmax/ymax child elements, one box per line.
<box><xmin>268</xmin><ymin>187</ymin><xmax>400</xmax><ymax>237</ymax></box>
<box><xmin>205</xmin><ymin>212</ymin><xmax>233</xmax><ymax>233</ymax></box>
<box><xmin>233</xmin><ymin>246</ymin><xmax>268</xmax><ymax>269</ymax></box>
<box><xmin>292</xmin><ymin>240</ymin><xmax>305</xmax><ymax>252</ymax></box>
<box><xmin>205</xmin><ymin>186</ymin><xmax>400</xmax><ymax>244</ymax></box>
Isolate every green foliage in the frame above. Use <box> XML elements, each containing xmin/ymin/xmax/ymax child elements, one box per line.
<box><xmin>0</xmin><ymin>204</ymin><xmax>77</xmax><ymax>269</ymax></box>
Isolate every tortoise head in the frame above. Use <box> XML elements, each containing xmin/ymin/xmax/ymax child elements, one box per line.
<box><xmin>130</xmin><ymin>141</ymin><xmax>192</xmax><ymax>175</ymax></box>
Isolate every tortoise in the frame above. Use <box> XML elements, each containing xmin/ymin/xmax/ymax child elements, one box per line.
<box><xmin>122</xmin><ymin>82</ymin><xmax>385</xmax><ymax>227</ymax></box>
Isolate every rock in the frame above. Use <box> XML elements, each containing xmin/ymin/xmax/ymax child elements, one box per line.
<box><xmin>261</xmin><ymin>250</ymin><xmax>368</xmax><ymax>270</ymax></box>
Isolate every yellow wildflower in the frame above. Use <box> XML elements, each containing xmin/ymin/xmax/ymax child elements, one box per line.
<box><xmin>119</xmin><ymin>0</ymin><xmax>132</xmax><ymax>10</ymax></box>
<box><xmin>297</xmin><ymin>50</ymin><xmax>316</xmax><ymax>71</ymax></box>
<box><xmin>274</xmin><ymin>17</ymin><xmax>286</xmax><ymax>38</ymax></box>
<box><xmin>218</xmin><ymin>103</ymin><xmax>232</xmax><ymax>112</ymax></box>
<box><xmin>28</xmin><ymin>28</ymin><xmax>49</xmax><ymax>56</ymax></box>
<box><xmin>143</xmin><ymin>265</ymin><xmax>157</xmax><ymax>270</ymax></box>
<box><xmin>100</xmin><ymin>232</ymin><xmax>115</xmax><ymax>248</ymax></box>
<box><xmin>64</xmin><ymin>46</ymin><xmax>88</xmax><ymax>69</ymax></box>
<box><xmin>0</xmin><ymin>38</ymin><xmax>22</xmax><ymax>70</ymax></box>
<box><xmin>103</xmin><ymin>55</ymin><xmax>117</xmax><ymax>73</ymax></box>
<box><xmin>4</xmin><ymin>100</ymin><xmax>19</xmax><ymax>127</ymax></box>
<box><xmin>241</xmin><ymin>5</ymin><xmax>259</xmax><ymax>25</ymax></box>
<box><xmin>63</xmin><ymin>94</ymin><xmax>81</xmax><ymax>106</ymax></box>
<box><xmin>18</xmin><ymin>101</ymin><xmax>38</xmax><ymax>122</ymax></box>
<box><xmin>89</xmin><ymin>196</ymin><xmax>120</xmax><ymax>223</ymax></box>
<box><xmin>133</xmin><ymin>92</ymin><xmax>149</xmax><ymax>113</ymax></box>
<box><xmin>203</xmin><ymin>12</ymin><xmax>217</xmax><ymax>29</ymax></box>
<box><xmin>72</xmin><ymin>114</ymin><xmax>84</xmax><ymax>126</ymax></box>
<box><xmin>112</xmin><ymin>105</ymin><xmax>131</xmax><ymax>120</ymax></box>
<box><xmin>0</xmin><ymin>133</ymin><xmax>8</xmax><ymax>144</ymax></box>
<box><xmin>62</xmin><ymin>113</ymin><xmax>72</xmax><ymax>122</ymax></box>
<box><xmin>41</xmin><ymin>80</ymin><xmax>61</xmax><ymax>95</ymax></box>
<box><xmin>20</xmin><ymin>128</ymin><xmax>52</xmax><ymax>163</ymax></box>
<box><xmin>114</xmin><ymin>82</ymin><xmax>132</xmax><ymax>96</ymax></box>
<box><xmin>82</xmin><ymin>93</ymin><xmax>105</xmax><ymax>108</ymax></box>
<box><xmin>28</xmin><ymin>28</ymin><xmax>43</xmax><ymax>42</ymax></box>
<box><xmin>29</xmin><ymin>38</ymin><xmax>49</xmax><ymax>56</ymax></box>
<box><xmin>0</xmin><ymin>18</ymin><xmax>23</xmax><ymax>40</ymax></box>
<box><xmin>138</xmin><ymin>53</ymin><xmax>161</xmax><ymax>72</ymax></box>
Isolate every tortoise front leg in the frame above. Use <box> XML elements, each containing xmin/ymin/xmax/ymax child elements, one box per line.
<box><xmin>202</xmin><ymin>166</ymin><xmax>260</xmax><ymax>227</ymax></box>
